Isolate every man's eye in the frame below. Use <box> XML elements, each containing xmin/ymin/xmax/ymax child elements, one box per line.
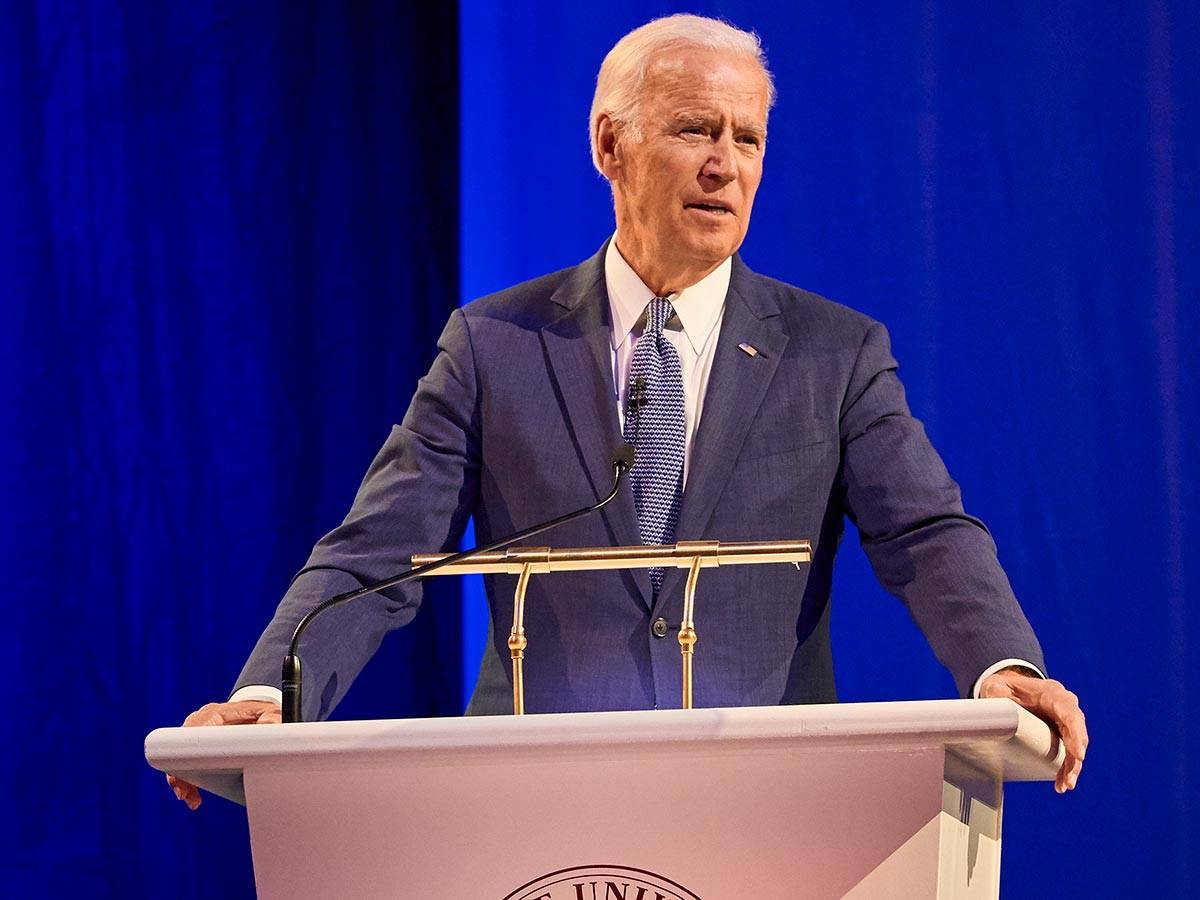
<box><xmin>737</xmin><ymin>135</ymin><xmax>761</xmax><ymax>147</ymax></box>
<box><xmin>680</xmin><ymin>127</ymin><xmax>706</xmax><ymax>136</ymax></box>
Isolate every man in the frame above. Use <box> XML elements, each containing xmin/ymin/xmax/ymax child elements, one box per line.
<box><xmin>169</xmin><ymin>14</ymin><xmax>1086</xmax><ymax>810</ymax></box>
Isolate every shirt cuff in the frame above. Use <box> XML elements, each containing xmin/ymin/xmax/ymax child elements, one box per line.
<box><xmin>229</xmin><ymin>684</ymin><xmax>283</xmax><ymax>706</ymax></box>
<box><xmin>972</xmin><ymin>659</ymin><xmax>1045</xmax><ymax>699</ymax></box>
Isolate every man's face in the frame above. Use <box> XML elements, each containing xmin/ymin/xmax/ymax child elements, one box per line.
<box><xmin>606</xmin><ymin>48</ymin><xmax>769</xmax><ymax>287</ymax></box>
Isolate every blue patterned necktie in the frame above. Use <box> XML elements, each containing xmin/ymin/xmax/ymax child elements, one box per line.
<box><xmin>623</xmin><ymin>297</ymin><xmax>686</xmax><ymax>596</ymax></box>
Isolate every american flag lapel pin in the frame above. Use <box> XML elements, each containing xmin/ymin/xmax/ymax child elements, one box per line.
<box><xmin>738</xmin><ymin>342</ymin><xmax>760</xmax><ymax>357</ymax></box>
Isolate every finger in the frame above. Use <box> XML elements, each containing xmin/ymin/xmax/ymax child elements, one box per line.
<box><xmin>1040</xmin><ymin>690</ymin><xmax>1086</xmax><ymax>768</ymax></box>
<box><xmin>256</xmin><ymin>707</ymin><xmax>282</xmax><ymax>724</ymax></box>
<box><xmin>1045</xmin><ymin>699</ymin><xmax>1085</xmax><ymax>791</ymax></box>
<box><xmin>182</xmin><ymin>700</ymin><xmax>250</xmax><ymax>727</ymax></box>
<box><xmin>207</xmin><ymin>700</ymin><xmax>275</xmax><ymax>725</ymax></box>
<box><xmin>181</xmin><ymin>705</ymin><xmax>223</xmax><ymax>727</ymax></box>
<box><xmin>1067</xmin><ymin>705</ymin><xmax>1088</xmax><ymax>758</ymax></box>
<box><xmin>978</xmin><ymin>677</ymin><xmax>1013</xmax><ymax>700</ymax></box>
<box><xmin>1056</xmin><ymin>751</ymin><xmax>1081</xmax><ymax>793</ymax></box>
<box><xmin>1069</xmin><ymin>755</ymin><xmax>1083</xmax><ymax>789</ymax></box>
<box><xmin>1055</xmin><ymin>749</ymin><xmax>1079</xmax><ymax>793</ymax></box>
<box><xmin>1029</xmin><ymin>685</ymin><xmax>1075</xmax><ymax>734</ymax></box>
<box><xmin>183</xmin><ymin>701</ymin><xmax>275</xmax><ymax>728</ymax></box>
<box><xmin>173</xmin><ymin>782</ymin><xmax>201</xmax><ymax>810</ymax></box>
<box><xmin>167</xmin><ymin>773</ymin><xmax>203</xmax><ymax>808</ymax></box>
<box><xmin>1058</xmin><ymin>709</ymin><xmax>1088</xmax><ymax>765</ymax></box>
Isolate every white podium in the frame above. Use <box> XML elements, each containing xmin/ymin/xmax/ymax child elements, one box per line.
<box><xmin>145</xmin><ymin>699</ymin><xmax>1062</xmax><ymax>899</ymax></box>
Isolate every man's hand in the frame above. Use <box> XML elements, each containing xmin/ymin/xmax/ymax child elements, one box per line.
<box><xmin>165</xmin><ymin>700</ymin><xmax>282</xmax><ymax>810</ymax></box>
<box><xmin>979</xmin><ymin>668</ymin><xmax>1087</xmax><ymax>793</ymax></box>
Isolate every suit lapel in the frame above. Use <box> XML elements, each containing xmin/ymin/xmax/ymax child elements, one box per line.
<box><xmin>657</xmin><ymin>257</ymin><xmax>788</xmax><ymax>604</ymax></box>
<box><xmin>540</xmin><ymin>245</ymin><xmax>651</xmax><ymax>609</ymax></box>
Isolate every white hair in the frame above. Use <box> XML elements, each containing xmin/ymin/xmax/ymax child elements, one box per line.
<box><xmin>589</xmin><ymin>14</ymin><xmax>776</xmax><ymax>174</ymax></box>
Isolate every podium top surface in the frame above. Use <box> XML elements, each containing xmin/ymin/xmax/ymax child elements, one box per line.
<box><xmin>146</xmin><ymin>699</ymin><xmax>1063</xmax><ymax>806</ymax></box>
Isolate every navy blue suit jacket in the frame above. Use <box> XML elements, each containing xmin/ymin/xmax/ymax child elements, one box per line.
<box><xmin>235</xmin><ymin>244</ymin><xmax>1044</xmax><ymax>719</ymax></box>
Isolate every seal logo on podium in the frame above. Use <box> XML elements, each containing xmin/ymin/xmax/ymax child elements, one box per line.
<box><xmin>503</xmin><ymin>864</ymin><xmax>701</xmax><ymax>900</ymax></box>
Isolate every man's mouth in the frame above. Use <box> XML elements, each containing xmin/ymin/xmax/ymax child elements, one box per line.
<box><xmin>685</xmin><ymin>202</ymin><xmax>734</xmax><ymax>216</ymax></box>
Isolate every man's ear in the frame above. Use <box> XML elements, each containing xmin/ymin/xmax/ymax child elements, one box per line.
<box><xmin>595</xmin><ymin>114</ymin><xmax>622</xmax><ymax>181</ymax></box>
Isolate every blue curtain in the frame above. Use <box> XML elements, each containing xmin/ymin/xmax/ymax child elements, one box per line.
<box><xmin>461</xmin><ymin>1</ymin><xmax>1197</xmax><ymax>896</ymax></box>
<box><xmin>1</xmin><ymin>2</ymin><xmax>460</xmax><ymax>896</ymax></box>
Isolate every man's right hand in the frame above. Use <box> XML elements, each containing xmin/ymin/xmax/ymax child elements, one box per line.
<box><xmin>165</xmin><ymin>700</ymin><xmax>282</xmax><ymax>810</ymax></box>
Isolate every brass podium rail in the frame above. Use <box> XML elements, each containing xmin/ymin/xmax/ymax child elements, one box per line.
<box><xmin>412</xmin><ymin>539</ymin><xmax>812</xmax><ymax>714</ymax></box>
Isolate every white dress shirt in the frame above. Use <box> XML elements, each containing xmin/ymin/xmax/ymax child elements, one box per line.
<box><xmin>229</xmin><ymin>237</ymin><xmax>1040</xmax><ymax>706</ymax></box>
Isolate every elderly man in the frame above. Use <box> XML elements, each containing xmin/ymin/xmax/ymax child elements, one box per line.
<box><xmin>169</xmin><ymin>14</ymin><xmax>1086</xmax><ymax>809</ymax></box>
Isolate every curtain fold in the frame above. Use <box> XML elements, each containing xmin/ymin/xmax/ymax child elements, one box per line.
<box><xmin>1</xmin><ymin>3</ymin><xmax>460</xmax><ymax>896</ymax></box>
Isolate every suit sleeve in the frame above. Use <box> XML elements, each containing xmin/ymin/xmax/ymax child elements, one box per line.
<box><xmin>838</xmin><ymin>322</ymin><xmax>1045</xmax><ymax>697</ymax></box>
<box><xmin>231</xmin><ymin>308</ymin><xmax>481</xmax><ymax>720</ymax></box>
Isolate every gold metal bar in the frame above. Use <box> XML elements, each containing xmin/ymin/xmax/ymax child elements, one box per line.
<box><xmin>411</xmin><ymin>539</ymin><xmax>812</xmax><ymax>577</ymax></box>
<box><xmin>507</xmin><ymin>561</ymin><xmax>534</xmax><ymax>716</ymax></box>
<box><xmin>679</xmin><ymin>556</ymin><xmax>702</xmax><ymax>710</ymax></box>
<box><xmin>411</xmin><ymin>539</ymin><xmax>812</xmax><ymax>715</ymax></box>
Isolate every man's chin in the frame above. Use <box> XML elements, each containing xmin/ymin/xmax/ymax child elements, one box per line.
<box><xmin>681</xmin><ymin>230</ymin><xmax>742</xmax><ymax>265</ymax></box>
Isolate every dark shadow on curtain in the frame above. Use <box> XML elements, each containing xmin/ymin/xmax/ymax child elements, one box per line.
<box><xmin>0</xmin><ymin>2</ymin><xmax>460</xmax><ymax>896</ymax></box>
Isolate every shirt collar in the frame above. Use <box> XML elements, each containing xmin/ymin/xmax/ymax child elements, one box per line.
<box><xmin>605</xmin><ymin>234</ymin><xmax>730</xmax><ymax>356</ymax></box>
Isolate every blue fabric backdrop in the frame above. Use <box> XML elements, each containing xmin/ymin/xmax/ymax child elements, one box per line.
<box><xmin>1</xmin><ymin>2</ymin><xmax>461</xmax><ymax>896</ymax></box>
<box><xmin>2</xmin><ymin>1</ymin><xmax>1196</xmax><ymax>897</ymax></box>
<box><xmin>460</xmin><ymin>1</ymin><xmax>1197</xmax><ymax>896</ymax></box>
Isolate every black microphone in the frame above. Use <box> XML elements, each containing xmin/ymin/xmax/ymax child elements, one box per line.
<box><xmin>626</xmin><ymin>375</ymin><xmax>648</xmax><ymax>448</ymax></box>
<box><xmin>281</xmin><ymin>445</ymin><xmax>635</xmax><ymax>723</ymax></box>
<box><xmin>611</xmin><ymin>441</ymin><xmax>635</xmax><ymax>472</ymax></box>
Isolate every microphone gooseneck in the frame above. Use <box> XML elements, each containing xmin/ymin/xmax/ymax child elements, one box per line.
<box><xmin>281</xmin><ymin>446</ymin><xmax>635</xmax><ymax>723</ymax></box>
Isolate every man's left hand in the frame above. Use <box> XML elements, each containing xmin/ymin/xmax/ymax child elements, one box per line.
<box><xmin>979</xmin><ymin>668</ymin><xmax>1087</xmax><ymax>793</ymax></box>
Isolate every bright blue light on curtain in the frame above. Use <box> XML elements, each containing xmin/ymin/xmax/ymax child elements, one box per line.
<box><xmin>457</xmin><ymin>1</ymin><xmax>1197</xmax><ymax>895</ymax></box>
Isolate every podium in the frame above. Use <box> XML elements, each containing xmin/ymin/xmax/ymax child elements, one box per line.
<box><xmin>145</xmin><ymin>698</ymin><xmax>1062</xmax><ymax>898</ymax></box>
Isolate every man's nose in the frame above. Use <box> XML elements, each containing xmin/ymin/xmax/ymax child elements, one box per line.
<box><xmin>700</xmin><ymin>133</ymin><xmax>737</xmax><ymax>185</ymax></box>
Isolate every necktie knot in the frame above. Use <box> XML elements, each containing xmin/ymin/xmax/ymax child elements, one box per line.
<box><xmin>645</xmin><ymin>297</ymin><xmax>675</xmax><ymax>336</ymax></box>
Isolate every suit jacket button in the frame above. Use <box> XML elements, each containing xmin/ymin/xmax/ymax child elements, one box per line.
<box><xmin>652</xmin><ymin>617</ymin><xmax>670</xmax><ymax>638</ymax></box>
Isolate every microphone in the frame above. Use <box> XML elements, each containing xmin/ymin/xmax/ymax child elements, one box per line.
<box><xmin>611</xmin><ymin>442</ymin><xmax>635</xmax><ymax>472</ymax></box>
<box><xmin>281</xmin><ymin>445</ymin><xmax>635</xmax><ymax>723</ymax></box>
<box><xmin>627</xmin><ymin>376</ymin><xmax>648</xmax><ymax>447</ymax></box>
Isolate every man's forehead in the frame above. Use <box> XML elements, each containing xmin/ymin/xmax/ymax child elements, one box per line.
<box><xmin>642</xmin><ymin>48</ymin><xmax>769</xmax><ymax>114</ymax></box>
<box><xmin>644</xmin><ymin>48</ymin><xmax>764</xmax><ymax>85</ymax></box>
